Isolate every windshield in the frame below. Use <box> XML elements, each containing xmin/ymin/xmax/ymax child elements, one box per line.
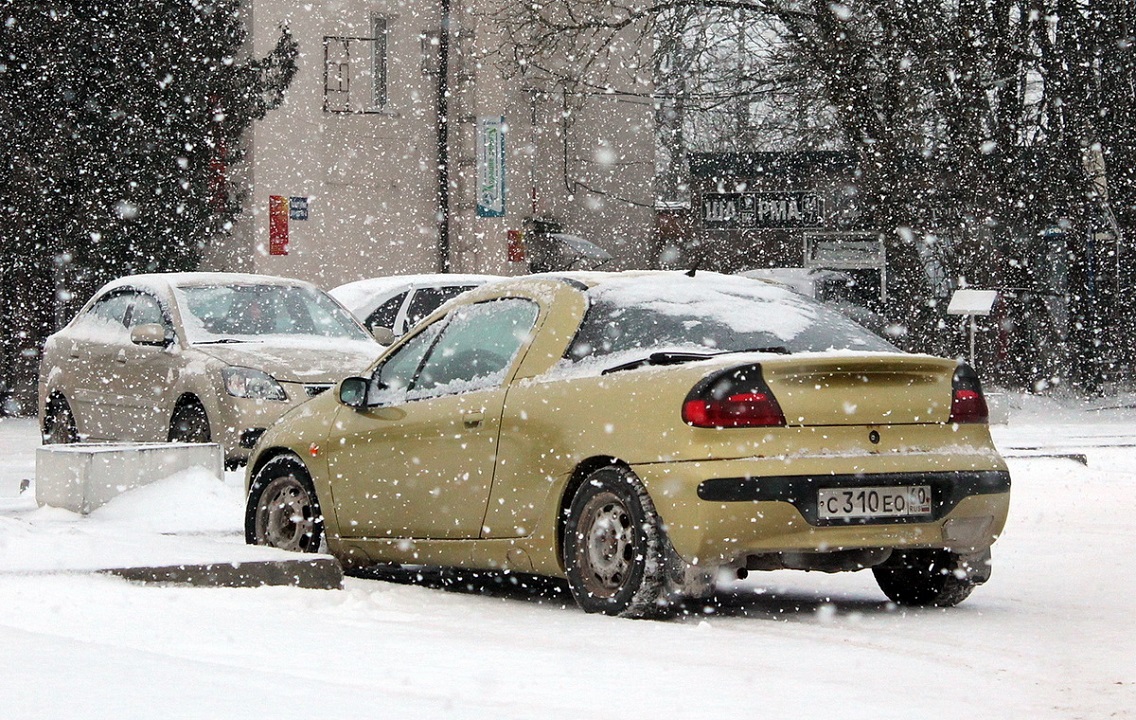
<box><xmin>175</xmin><ymin>283</ymin><xmax>372</xmax><ymax>344</ymax></box>
<box><xmin>565</xmin><ymin>274</ymin><xmax>896</xmax><ymax>363</ymax></box>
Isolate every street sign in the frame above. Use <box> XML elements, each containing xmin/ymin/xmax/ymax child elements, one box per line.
<box><xmin>948</xmin><ymin>289</ymin><xmax>1000</xmax><ymax>369</ymax></box>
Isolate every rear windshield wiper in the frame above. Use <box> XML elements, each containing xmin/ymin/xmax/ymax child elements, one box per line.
<box><xmin>601</xmin><ymin>347</ymin><xmax>791</xmax><ymax>375</ymax></box>
<box><xmin>602</xmin><ymin>351</ymin><xmax>724</xmax><ymax>375</ymax></box>
<box><xmin>739</xmin><ymin>346</ymin><xmax>791</xmax><ymax>355</ymax></box>
<box><xmin>195</xmin><ymin>338</ymin><xmax>247</xmax><ymax>345</ymax></box>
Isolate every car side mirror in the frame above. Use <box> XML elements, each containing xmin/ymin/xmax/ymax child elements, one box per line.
<box><xmin>370</xmin><ymin>325</ymin><xmax>396</xmax><ymax>346</ymax></box>
<box><xmin>339</xmin><ymin>377</ymin><xmax>370</xmax><ymax>409</ymax></box>
<box><xmin>130</xmin><ymin>323</ymin><xmax>170</xmax><ymax>347</ymax></box>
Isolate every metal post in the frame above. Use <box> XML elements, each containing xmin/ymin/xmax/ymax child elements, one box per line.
<box><xmin>970</xmin><ymin>314</ymin><xmax>977</xmax><ymax>369</ymax></box>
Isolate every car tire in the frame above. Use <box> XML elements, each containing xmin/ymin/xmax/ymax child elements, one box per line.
<box><xmin>245</xmin><ymin>455</ymin><xmax>324</xmax><ymax>554</ymax></box>
<box><xmin>168</xmin><ymin>399</ymin><xmax>211</xmax><ymax>444</ymax></box>
<box><xmin>872</xmin><ymin>549</ymin><xmax>978</xmax><ymax>607</ymax></box>
<box><xmin>563</xmin><ymin>466</ymin><xmax>669</xmax><ymax>618</ymax></box>
<box><xmin>43</xmin><ymin>396</ymin><xmax>78</xmax><ymax>444</ymax></box>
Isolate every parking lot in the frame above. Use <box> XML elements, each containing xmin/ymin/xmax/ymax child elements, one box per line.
<box><xmin>1</xmin><ymin>393</ymin><xmax>1134</xmax><ymax>719</ymax></box>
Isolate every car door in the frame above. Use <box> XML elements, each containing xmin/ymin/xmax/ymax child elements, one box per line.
<box><xmin>325</xmin><ymin>298</ymin><xmax>540</xmax><ymax>540</ymax></box>
<box><xmin>110</xmin><ymin>291</ymin><xmax>179</xmax><ymax>441</ymax></box>
<box><xmin>62</xmin><ymin>290</ymin><xmax>135</xmax><ymax>440</ymax></box>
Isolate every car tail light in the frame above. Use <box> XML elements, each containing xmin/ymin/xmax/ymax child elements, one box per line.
<box><xmin>949</xmin><ymin>363</ymin><xmax>988</xmax><ymax>424</ymax></box>
<box><xmin>682</xmin><ymin>364</ymin><xmax>786</xmax><ymax>428</ymax></box>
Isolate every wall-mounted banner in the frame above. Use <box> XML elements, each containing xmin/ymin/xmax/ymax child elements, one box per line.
<box><xmin>268</xmin><ymin>195</ymin><xmax>289</xmax><ymax>256</ymax></box>
<box><xmin>476</xmin><ymin>116</ymin><xmax>506</xmax><ymax>218</ymax></box>
<box><xmin>702</xmin><ymin>192</ymin><xmax>824</xmax><ymax>229</ymax></box>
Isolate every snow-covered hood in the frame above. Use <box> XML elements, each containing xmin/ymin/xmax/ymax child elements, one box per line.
<box><xmin>191</xmin><ymin>339</ymin><xmax>380</xmax><ymax>383</ymax></box>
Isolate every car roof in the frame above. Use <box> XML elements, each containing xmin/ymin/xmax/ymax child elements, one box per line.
<box><xmin>330</xmin><ymin>273</ymin><xmax>502</xmax><ymax>296</ymax></box>
<box><xmin>105</xmin><ymin>271</ymin><xmax>316</xmax><ymax>291</ymax></box>
<box><xmin>531</xmin><ymin>269</ymin><xmax>775</xmax><ymax>290</ymax></box>
<box><xmin>328</xmin><ymin>273</ymin><xmax>503</xmax><ymax>313</ymax></box>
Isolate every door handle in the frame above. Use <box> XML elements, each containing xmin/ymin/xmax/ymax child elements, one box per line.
<box><xmin>462</xmin><ymin>411</ymin><xmax>484</xmax><ymax>428</ymax></box>
<box><xmin>115</xmin><ymin>349</ymin><xmax>128</xmax><ymax>364</ymax></box>
<box><xmin>69</xmin><ymin>343</ymin><xmax>80</xmax><ymax>359</ymax></box>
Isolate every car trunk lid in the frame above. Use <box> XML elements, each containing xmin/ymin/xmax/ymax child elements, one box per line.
<box><xmin>760</xmin><ymin>354</ymin><xmax>958</xmax><ymax>426</ymax></box>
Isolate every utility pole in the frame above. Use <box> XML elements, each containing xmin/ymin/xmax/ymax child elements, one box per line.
<box><xmin>436</xmin><ymin>0</ymin><xmax>452</xmax><ymax>273</ymax></box>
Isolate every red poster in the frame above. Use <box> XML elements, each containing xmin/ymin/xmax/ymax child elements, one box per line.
<box><xmin>269</xmin><ymin>195</ymin><xmax>289</xmax><ymax>256</ymax></box>
<box><xmin>507</xmin><ymin>229</ymin><xmax>525</xmax><ymax>262</ymax></box>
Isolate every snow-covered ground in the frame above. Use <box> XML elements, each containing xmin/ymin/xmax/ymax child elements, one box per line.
<box><xmin>1</xmin><ymin>393</ymin><xmax>1134</xmax><ymax>719</ymax></box>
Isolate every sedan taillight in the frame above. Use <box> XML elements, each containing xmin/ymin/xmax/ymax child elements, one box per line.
<box><xmin>949</xmin><ymin>363</ymin><xmax>989</xmax><ymax>424</ymax></box>
<box><xmin>682</xmin><ymin>365</ymin><xmax>786</xmax><ymax>428</ymax></box>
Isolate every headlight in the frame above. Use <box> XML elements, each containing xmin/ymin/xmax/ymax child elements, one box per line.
<box><xmin>222</xmin><ymin>367</ymin><xmax>288</xmax><ymax>400</ymax></box>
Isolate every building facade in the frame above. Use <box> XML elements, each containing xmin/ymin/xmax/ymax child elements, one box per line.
<box><xmin>202</xmin><ymin>0</ymin><xmax>657</xmax><ymax>289</ymax></box>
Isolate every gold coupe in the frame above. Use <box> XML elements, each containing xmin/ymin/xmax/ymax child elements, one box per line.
<box><xmin>245</xmin><ymin>272</ymin><xmax>1010</xmax><ymax>617</ymax></box>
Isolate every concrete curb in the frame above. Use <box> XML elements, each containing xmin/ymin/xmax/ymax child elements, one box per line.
<box><xmin>101</xmin><ymin>557</ymin><xmax>344</xmax><ymax>590</ymax></box>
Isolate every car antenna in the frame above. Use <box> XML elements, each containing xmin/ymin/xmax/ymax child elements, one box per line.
<box><xmin>684</xmin><ymin>257</ymin><xmax>701</xmax><ymax>277</ymax></box>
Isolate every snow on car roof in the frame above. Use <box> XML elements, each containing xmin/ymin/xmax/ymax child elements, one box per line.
<box><xmin>102</xmin><ymin>271</ymin><xmax>315</xmax><ymax>294</ymax></box>
<box><xmin>556</xmin><ymin>270</ymin><xmax>819</xmax><ymax>340</ymax></box>
<box><xmin>328</xmin><ymin>273</ymin><xmax>503</xmax><ymax>315</ymax></box>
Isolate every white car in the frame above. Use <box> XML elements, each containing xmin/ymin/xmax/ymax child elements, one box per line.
<box><xmin>38</xmin><ymin>272</ymin><xmax>381</xmax><ymax>465</ymax></box>
<box><xmin>329</xmin><ymin>274</ymin><xmax>501</xmax><ymax>343</ymax></box>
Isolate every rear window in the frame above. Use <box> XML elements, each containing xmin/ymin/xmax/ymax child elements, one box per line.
<box><xmin>565</xmin><ymin>274</ymin><xmax>895</xmax><ymax>363</ymax></box>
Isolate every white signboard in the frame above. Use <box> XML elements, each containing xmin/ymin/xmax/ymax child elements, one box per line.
<box><xmin>947</xmin><ymin>289</ymin><xmax>999</xmax><ymax>316</ymax></box>
<box><xmin>476</xmin><ymin>116</ymin><xmax>506</xmax><ymax>218</ymax></box>
<box><xmin>804</xmin><ymin>232</ymin><xmax>886</xmax><ymax>270</ymax></box>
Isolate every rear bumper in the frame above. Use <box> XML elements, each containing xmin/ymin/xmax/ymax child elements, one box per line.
<box><xmin>697</xmin><ymin>470</ymin><xmax>1010</xmax><ymax>526</ymax></box>
<box><xmin>634</xmin><ymin>458</ymin><xmax>1011</xmax><ymax>567</ymax></box>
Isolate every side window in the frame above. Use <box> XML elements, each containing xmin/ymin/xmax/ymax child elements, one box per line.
<box><xmin>73</xmin><ymin>291</ymin><xmax>133</xmax><ymax>340</ymax></box>
<box><xmin>410</xmin><ymin>299</ymin><xmax>539</xmax><ymax>398</ymax></box>
<box><xmin>366</xmin><ymin>291</ymin><xmax>408</xmax><ymax>331</ymax></box>
<box><xmin>404</xmin><ymin>285</ymin><xmax>475</xmax><ymax>329</ymax></box>
<box><xmin>127</xmin><ymin>293</ymin><xmax>166</xmax><ymax>329</ymax></box>
<box><xmin>368</xmin><ymin>321</ymin><xmax>444</xmax><ymax>405</ymax></box>
<box><xmin>90</xmin><ymin>293</ymin><xmax>133</xmax><ymax>326</ymax></box>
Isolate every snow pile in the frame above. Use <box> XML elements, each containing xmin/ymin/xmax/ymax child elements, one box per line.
<box><xmin>89</xmin><ymin>466</ymin><xmax>244</xmax><ymax>535</ymax></box>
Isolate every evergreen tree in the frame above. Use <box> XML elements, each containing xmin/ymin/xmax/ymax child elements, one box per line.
<box><xmin>0</xmin><ymin>0</ymin><xmax>297</xmax><ymax>413</ymax></box>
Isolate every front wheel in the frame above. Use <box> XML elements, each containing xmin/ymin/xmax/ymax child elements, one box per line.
<box><xmin>873</xmin><ymin>549</ymin><xmax>979</xmax><ymax>607</ymax></box>
<box><xmin>563</xmin><ymin>466</ymin><xmax>669</xmax><ymax>618</ymax></box>
<box><xmin>245</xmin><ymin>456</ymin><xmax>324</xmax><ymax>553</ymax></box>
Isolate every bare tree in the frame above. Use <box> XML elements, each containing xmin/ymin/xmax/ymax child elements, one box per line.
<box><xmin>497</xmin><ymin>0</ymin><xmax>1136</xmax><ymax>391</ymax></box>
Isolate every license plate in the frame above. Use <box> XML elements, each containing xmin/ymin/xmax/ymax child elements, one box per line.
<box><xmin>817</xmin><ymin>485</ymin><xmax>933</xmax><ymax>520</ymax></box>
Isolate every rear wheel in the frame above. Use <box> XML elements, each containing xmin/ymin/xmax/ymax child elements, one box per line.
<box><xmin>168</xmin><ymin>399</ymin><xmax>211</xmax><ymax>444</ymax></box>
<box><xmin>43</xmin><ymin>396</ymin><xmax>78</xmax><ymax>444</ymax></box>
<box><xmin>873</xmin><ymin>549</ymin><xmax>977</xmax><ymax>607</ymax></box>
<box><xmin>245</xmin><ymin>456</ymin><xmax>324</xmax><ymax>553</ymax></box>
<box><xmin>563</xmin><ymin>466</ymin><xmax>669</xmax><ymax>618</ymax></box>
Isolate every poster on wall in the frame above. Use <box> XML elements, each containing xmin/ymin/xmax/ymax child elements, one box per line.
<box><xmin>268</xmin><ymin>196</ymin><xmax>308</xmax><ymax>256</ymax></box>
<box><xmin>476</xmin><ymin>116</ymin><xmax>506</xmax><ymax>218</ymax></box>
<box><xmin>268</xmin><ymin>195</ymin><xmax>289</xmax><ymax>255</ymax></box>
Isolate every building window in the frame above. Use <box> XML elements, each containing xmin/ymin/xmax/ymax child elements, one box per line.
<box><xmin>322</xmin><ymin>17</ymin><xmax>391</xmax><ymax>114</ymax></box>
<box><xmin>371</xmin><ymin>15</ymin><xmax>388</xmax><ymax>110</ymax></box>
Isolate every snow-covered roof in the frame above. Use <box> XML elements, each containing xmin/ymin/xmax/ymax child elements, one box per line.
<box><xmin>328</xmin><ymin>273</ymin><xmax>502</xmax><ymax>315</ymax></box>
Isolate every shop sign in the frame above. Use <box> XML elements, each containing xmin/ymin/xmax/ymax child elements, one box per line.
<box><xmin>702</xmin><ymin>192</ymin><xmax>824</xmax><ymax>229</ymax></box>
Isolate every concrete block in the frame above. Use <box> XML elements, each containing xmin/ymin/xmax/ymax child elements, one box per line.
<box><xmin>36</xmin><ymin>442</ymin><xmax>224</xmax><ymax>514</ymax></box>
